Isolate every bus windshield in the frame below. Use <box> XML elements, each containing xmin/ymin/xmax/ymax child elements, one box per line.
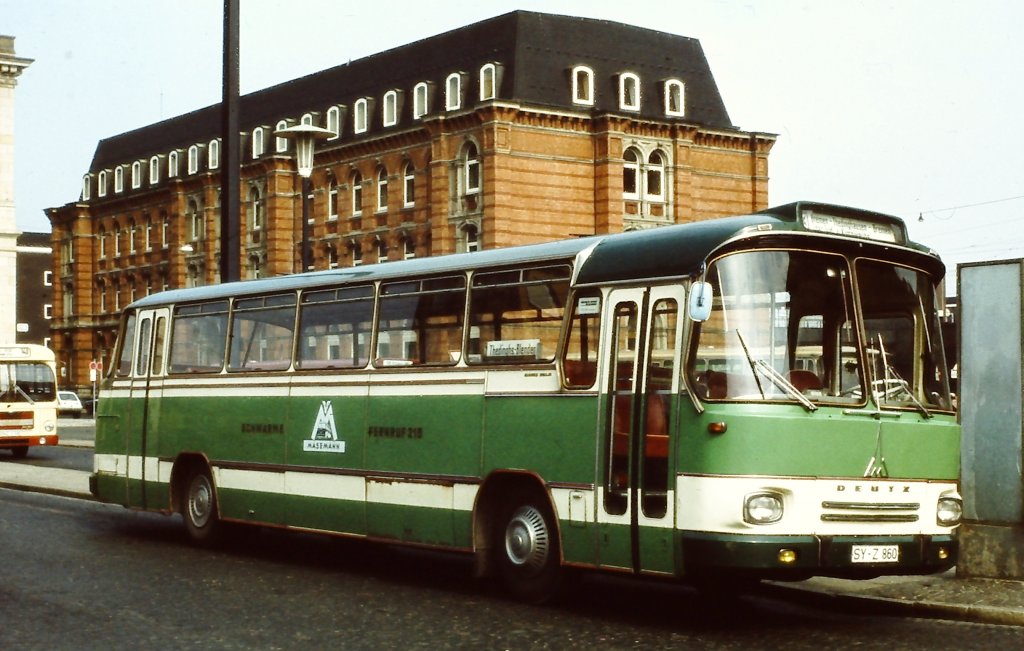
<box><xmin>689</xmin><ymin>249</ymin><xmax>952</xmax><ymax>411</ymax></box>
<box><xmin>0</xmin><ymin>362</ymin><xmax>57</xmax><ymax>403</ymax></box>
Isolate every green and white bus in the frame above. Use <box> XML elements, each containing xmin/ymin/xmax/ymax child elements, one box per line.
<box><xmin>92</xmin><ymin>202</ymin><xmax>961</xmax><ymax>600</ymax></box>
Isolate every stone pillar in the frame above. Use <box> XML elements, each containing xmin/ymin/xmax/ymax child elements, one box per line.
<box><xmin>957</xmin><ymin>259</ymin><xmax>1024</xmax><ymax>578</ymax></box>
<box><xmin>0</xmin><ymin>36</ymin><xmax>32</xmax><ymax>345</ymax></box>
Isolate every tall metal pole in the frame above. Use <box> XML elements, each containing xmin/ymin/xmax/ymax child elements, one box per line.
<box><xmin>220</xmin><ymin>0</ymin><xmax>241</xmax><ymax>282</ymax></box>
<box><xmin>302</xmin><ymin>177</ymin><xmax>312</xmax><ymax>271</ymax></box>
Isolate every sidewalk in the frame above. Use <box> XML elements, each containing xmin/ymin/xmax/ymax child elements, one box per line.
<box><xmin>1</xmin><ymin>440</ymin><xmax>1023</xmax><ymax>626</ymax></box>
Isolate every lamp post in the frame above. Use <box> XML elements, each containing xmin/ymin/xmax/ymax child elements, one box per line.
<box><xmin>275</xmin><ymin>124</ymin><xmax>334</xmax><ymax>272</ymax></box>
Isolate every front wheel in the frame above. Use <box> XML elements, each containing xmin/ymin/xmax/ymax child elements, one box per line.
<box><xmin>495</xmin><ymin>497</ymin><xmax>561</xmax><ymax>603</ymax></box>
<box><xmin>10</xmin><ymin>446</ymin><xmax>28</xmax><ymax>459</ymax></box>
<box><xmin>182</xmin><ymin>467</ymin><xmax>222</xmax><ymax>545</ymax></box>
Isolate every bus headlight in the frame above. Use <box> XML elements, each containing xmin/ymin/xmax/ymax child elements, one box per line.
<box><xmin>936</xmin><ymin>496</ymin><xmax>963</xmax><ymax>527</ymax></box>
<box><xmin>744</xmin><ymin>492</ymin><xmax>784</xmax><ymax>524</ymax></box>
<box><xmin>44</xmin><ymin>421</ymin><xmax>56</xmax><ymax>433</ymax></box>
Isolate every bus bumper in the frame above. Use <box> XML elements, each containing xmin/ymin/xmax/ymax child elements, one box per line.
<box><xmin>0</xmin><ymin>434</ymin><xmax>59</xmax><ymax>449</ymax></box>
<box><xmin>681</xmin><ymin>532</ymin><xmax>957</xmax><ymax>579</ymax></box>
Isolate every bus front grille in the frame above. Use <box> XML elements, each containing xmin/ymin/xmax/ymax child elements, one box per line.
<box><xmin>820</xmin><ymin>501</ymin><xmax>920</xmax><ymax>523</ymax></box>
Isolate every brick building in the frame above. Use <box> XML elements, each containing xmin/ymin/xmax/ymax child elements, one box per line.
<box><xmin>46</xmin><ymin>11</ymin><xmax>775</xmax><ymax>392</ymax></box>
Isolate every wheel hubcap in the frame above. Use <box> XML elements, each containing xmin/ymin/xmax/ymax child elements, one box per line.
<box><xmin>189</xmin><ymin>476</ymin><xmax>212</xmax><ymax>527</ymax></box>
<box><xmin>504</xmin><ymin>505</ymin><xmax>549</xmax><ymax>572</ymax></box>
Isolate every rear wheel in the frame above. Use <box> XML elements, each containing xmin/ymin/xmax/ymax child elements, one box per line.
<box><xmin>495</xmin><ymin>495</ymin><xmax>561</xmax><ymax>603</ymax></box>
<box><xmin>181</xmin><ymin>467</ymin><xmax>221</xmax><ymax>545</ymax></box>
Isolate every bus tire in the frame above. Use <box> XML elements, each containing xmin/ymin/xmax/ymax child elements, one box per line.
<box><xmin>10</xmin><ymin>446</ymin><xmax>28</xmax><ymax>459</ymax></box>
<box><xmin>495</xmin><ymin>495</ymin><xmax>561</xmax><ymax>603</ymax></box>
<box><xmin>181</xmin><ymin>467</ymin><xmax>221</xmax><ymax>545</ymax></box>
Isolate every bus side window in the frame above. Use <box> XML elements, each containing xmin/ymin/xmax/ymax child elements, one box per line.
<box><xmin>115</xmin><ymin>312</ymin><xmax>137</xmax><ymax>377</ymax></box>
<box><xmin>168</xmin><ymin>302</ymin><xmax>229</xmax><ymax>374</ymax></box>
<box><xmin>376</xmin><ymin>277</ymin><xmax>466</xmax><ymax>367</ymax></box>
<box><xmin>562</xmin><ymin>292</ymin><xmax>601</xmax><ymax>389</ymax></box>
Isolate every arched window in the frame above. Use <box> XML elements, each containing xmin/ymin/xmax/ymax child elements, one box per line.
<box><xmin>403</xmin><ymin>236</ymin><xmax>416</xmax><ymax>260</ymax></box>
<box><xmin>376</xmin><ymin>167</ymin><xmax>388</xmax><ymax>212</ymax></box>
<box><xmin>479</xmin><ymin>63</ymin><xmax>497</xmax><ymax>101</ymax></box>
<box><xmin>402</xmin><ymin>162</ymin><xmax>415</xmax><ymax>207</ymax></box>
<box><xmin>572</xmin><ymin>65</ymin><xmax>594</xmax><ymax>105</ymax></box>
<box><xmin>351</xmin><ymin>171</ymin><xmax>363</xmax><ymax>216</ymax></box>
<box><xmin>98</xmin><ymin>170</ymin><xmax>108</xmax><ymax>197</ymax></box>
<box><xmin>326</xmin><ymin>106</ymin><xmax>341</xmax><ymax>138</ymax></box>
<box><xmin>82</xmin><ymin>174</ymin><xmax>91</xmax><ymax>201</ymax></box>
<box><xmin>98</xmin><ymin>227</ymin><xmax>106</xmax><ymax>259</ymax></box>
<box><xmin>445</xmin><ymin>73</ymin><xmax>462</xmax><ymax>111</ymax></box>
<box><xmin>114</xmin><ymin>166</ymin><xmax>124</xmax><ymax>193</ymax></box>
<box><xmin>112</xmin><ymin>221</ymin><xmax>121</xmax><ymax>256</ymax></box>
<box><xmin>248</xmin><ymin>186</ymin><xmax>263</xmax><ymax>241</ymax></box>
<box><xmin>461</xmin><ymin>223</ymin><xmax>480</xmax><ymax>253</ymax></box>
<box><xmin>350</xmin><ymin>240</ymin><xmax>363</xmax><ymax>267</ymax></box>
<box><xmin>301</xmin><ymin>113</ymin><xmax>314</xmax><ymax>126</ymax></box>
<box><xmin>128</xmin><ymin>219</ymin><xmax>137</xmax><ymax>253</ymax></box>
<box><xmin>645</xmin><ymin>150</ymin><xmax>666</xmax><ymax>201</ymax></box>
<box><xmin>187</xmin><ymin>145</ymin><xmax>200</xmax><ymax>174</ymax></box>
<box><xmin>131</xmin><ymin>161</ymin><xmax>142</xmax><ymax>189</ymax></box>
<box><xmin>463</xmin><ymin>142</ymin><xmax>480</xmax><ymax>195</ymax></box>
<box><xmin>187</xmin><ymin>200</ymin><xmax>203</xmax><ymax>241</ymax></box>
<box><xmin>664</xmin><ymin>79</ymin><xmax>685</xmax><ymax>117</ymax></box>
<box><xmin>376</xmin><ymin>237</ymin><xmax>388</xmax><ymax>263</ymax></box>
<box><xmin>383</xmin><ymin>90</ymin><xmax>399</xmax><ymax>127</ymax></box>
<box><xmin>328</xmin><ymin>174</ymin><xmax>339</xmax><ymax>221</ymax></box>
<box><xmin>275</xmin><ymin>120</ymin><xmax>288</xmax><ymax>153</ymax></box>
<box><xmin>208</xmin><ymin>139</ymin><xmax>220</xmax><ymax>169</ymax></box>
<box><xmin>623</xmin><ymin>147</ymin><xmax>640</xmax><ymax>199</ymax></box>
<box><xmin>413</xmin><ymin>82</ymin><xmax>429</xmax><ymax>119</ymax></box>
<box><xmin>619</xmin><ymin>72</ymin><xmax>640</xmax><ymax>111</ymax></box>
<box><xmin>354</xmin><ymin>98</ymin><xmax>368</xmax><ymax>134</ymax></box>
<box><xmin>168</xmin><ymin>151</ymin><xmax>179</xmax><ymax>178</ymax></box>
<box><xmin>252</xmin><ymin>127</ymin><xmax>265</xmax><ymax>158</ymax></box>
<box><xmin>149</xmin><ymin>156</ymin><xmax>160</xmax><ymax>185</ymax></box>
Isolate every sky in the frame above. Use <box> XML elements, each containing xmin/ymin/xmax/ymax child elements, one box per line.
<box><xmin>3</xmin><ymin>0</ymin><xmax>1023</xmax><ymax>277</ymax></box>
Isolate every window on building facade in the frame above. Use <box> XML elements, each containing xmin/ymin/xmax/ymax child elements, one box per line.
<box><xmin>403</xmin><ymin>236</ymin><xmax>416</xmax><ymax>260</ymax></box>
<box><xmin>327</xmin><ymin>245</ymin><xmax>339</xmax><ymax>269</ymax></box>
<box><xmin>45</xmin><ymin>303</ymin><xmax>53</xmax><ymax>320</ymax></box>
<box><xmin>63</xmin><ymin>282</ymin><xmax>73</xmax><ymax>317</ymax></box>
<box><xmin>98</xmin><ymin>281</ymin><xmax>106</xmax><ymax>313</ymax></box>
<box><xmin>413</xmin><ymin>82</ymin><xmax>429</xmax><ymax>119</ymax></box>
<box><xmin>98</xmin><ymin>228</ymin><xmax>106</xmax><ymax>259</ymax></box>
<box><xmin>82</xmin><ymin>174</ymin><xmax>91</xmax><ymax>201</ymax></box>
<box><xmin>98</xmin><ymin>171</ymin><xmax>108</xmax><ymax>197</ymax></box>
<box><xmin>161</xmin><ymin>213</ymin><xmax>169</xmax><ymax>249</ymax></box>
<box><xmin>276</xmin><ymin>120</ymin><xmax>289</xmax><ymax>153</ymax></box>
<box><xmin>645</xmin><ymin>150</ymin><xmax>666</xmax><ymax>201</ymax></box>
<box><xmin>623</xmin><ymin>147</ymin><xmax>640</xmax><ymax>199</ymax></box>
<box><xmin>129</xmin><ymin>219</ymin><xmax>137</xmax><ymax>254</ymax></box>
<box><xmin>326</xmin><ymin>106</ymin><xmax>341</xmax><ymax>139</ymax></box>
<box><xmin>461</xmin><ymin>223</ymin><xmax>480</xmax><ymax>253</ymax></box>
<box><xmin>249</xmin><ymin>187</ymin><xmax>263</xmax><ymax>239</ymax></box>
<box><xmin>145</xmin><ymin>218</ymin><xmax>153</xmax><ymax>251</ymax></box>
<box><xmin>354</xmin><ymin>98</ymin><xmax>368</xmax><ymax>134</ymax></box>
<box><xmin>376</xmin><ymin>237</ymin><xmax>388</xmax><ymax>263</ymax></box>
<box><xmin>115</xmin><ymin>166</ymin><xmax>124</xmax><ymax>193</ymax></box>
<box><xmin>168</xmin><ymin>151</ymin><xmax>179</xmax><ymax>178</ymax></box>
<box><xmin>619</xmin><ymin>72</ymin><xmax>640</xmax><ymax>111</ymax></box>
<box><xmin>188</xmin><ymin>145</ymin><xmax>200</xmax><ymax>174</ymax></box>
<box><xmin>445</xmin><ymin>73</ymin><xmax>462</xmax><ymax>111</ymax></box>
<box><xmin>351</xmin><ymin>172</ymin><xmax>363</xmax><ymax>216</ymax></box>
<box><xmin>248</xmin><ymin>254</ymin><xmax>262</xmax><ymax>280</ymax></box>
<box><xmin>463</xmin><ymin>142</ymin><xmax>481</xmax><ymax>195</ymax></box>
<box><xmin>301</xmin><ymin>113</ymin><xmax>314</xmax><ymax>126</ymax></box>
<box><xmin>350</xmin><ymin>241</ymin><xmax>362</xmax><ymax>267</ymax></box>
<box><xmin>383</xmin><ymin>90</ymin><xmax>399</xmax><ymax>127</ymax></box>
<box><xmin>376</xmin><ymin>167</ymin><xmax>388</xmax><ymax>212</ymax></box>
<box><xmin>149</xmin><ymin>156</ymin><xmax>160</xmax><ymax>185</ymax></box>
<box><xmin>664</xmin><ymin>79</ymin><xmax>685</xmax><ymax>117</ymax></box>
<box><xmin>208</xmin><ymin>139</ymin><xmax>220</xmax><ymax>169</ymax></box>
<box><xmin>403</xmin><ymin>163</ymin><xmax>415</xmax><ymax>207</ymax></box>
<box><xmin>252</xmin><ymin>127</ymin><xmax>265</xmax><ymax>158</ymax></box>
<box><xmin>43</xmin><ymin>270</ymin><xmax>52</xmax><ymax>287</ymax></box>
<box><xmin>480</xmin><ymin>63</ymin><xmax>496</xmax><ymax>101</ymax></box>
<box><xmin>572</xmin><ymin>65</ymin><xmax>594</xmax><ymax>106</ymax></box>
<box><xmin>328</xmin><ymin>175</ymin><xmax>339</xmax><ymax>221</ymax></box>
<box><xmin>112</xmin><ymin>222</ymin><xmax>121</xmax><ymax>257</ymax></box>
<box><xmin>131</xmin><ymin>161</ymin><xmax>142</xmax><ymax>189</ymax></box>
<box><xmin>188</xmin><ymin>200</ymin><xmax>203</xmax><ymax>241</ymax></box>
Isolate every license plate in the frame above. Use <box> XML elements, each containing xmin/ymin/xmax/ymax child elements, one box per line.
<box><xmin>851</xmin><ymin>544</ymin><xmax>900</xmax><ymax>564</ymax></box>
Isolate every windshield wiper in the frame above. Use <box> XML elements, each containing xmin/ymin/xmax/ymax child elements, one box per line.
<box><xmin>735</xmin><ymin>329</ymin><xmax>817</xmax><ymax>413</ymax></box>
<box><xmin>875</xmin><ymin>335</ymin><xmax>931</xmax><ymax>419</ymax></box>
<box><xmin>12</xmin><ymin>384</ymin><xmax>35</xmax><ymax>405</ymax></box>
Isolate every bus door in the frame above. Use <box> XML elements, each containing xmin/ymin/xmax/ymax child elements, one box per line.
<box><xmin>126</xmin><ymin>307</ymin><xmax>169</xmax><ymax>508</ymax></box>
<box><xmin>598</xmin><ymin>286</ymin><xmax>682</xmax><ymax>575</ymax></box>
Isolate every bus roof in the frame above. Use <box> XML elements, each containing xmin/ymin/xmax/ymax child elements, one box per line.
<box><xmin>128</xmin><ymin>201</ymin><xmax>940</xmax><ymax>310</ymax></box>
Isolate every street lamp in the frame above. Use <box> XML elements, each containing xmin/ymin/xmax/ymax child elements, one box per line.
<box><xmin>275</xmin><ymin>123</ymin><xmax>335</xmax><ymax>272</ymax></box>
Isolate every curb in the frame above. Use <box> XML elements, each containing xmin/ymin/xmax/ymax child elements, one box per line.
<box><xmin>760</xmin><ymin>581</ymin><xmax>1024</xmax><ymax>627</ymax></box>
<box><xmin>0</xmin><ymin>479</ymin><xmax>95</xmax><ymax>501</ymax></box>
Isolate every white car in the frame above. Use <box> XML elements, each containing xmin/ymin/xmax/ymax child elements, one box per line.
<box><xmin>57</xmin><ymin>390</ymin><xmax>84</xmax><ymax>417</ymax></box>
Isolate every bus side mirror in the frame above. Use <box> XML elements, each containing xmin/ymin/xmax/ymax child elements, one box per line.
<box><xmin>688</xmin><ymin>281</ymin><xmax>713</xmax><ymax>322</ymax></box>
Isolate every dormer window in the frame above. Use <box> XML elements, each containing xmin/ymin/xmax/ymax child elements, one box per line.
<box><xmin>383</xmin><ymin>90</ymin><xmax>400</xmax><ymax>127</ymax></box>
<box><xmin>98</xmin><ymin>170</ymin><xmax>108</xmax><ymax>197</ymax></box>
<box><xmin>114</xmin><ymin>166</ymin><xmax>124</xmax><ymax>193</ymax></box>
<box><xmin>168</xmin><ymin>151</ymin><xmax>179</xmax><ymax>178</ymax></box>
<box><xmin>208</xmin><ymin>139</ymin><xmax>220</xmax><ymax>170</ymax></box>
<box><xmin>619</xmin><ymin>72</ymin><xmax>640</xmax><ymax>111</ymax></box>
<box><xmin>188</xmin><ymin>145</ymin><xmax>200</xmax><ymax>174</ymax></box>
<box><xmin>252</xmin><ymin>127</ymin><xmax>265</xmax><ymax>158</ymax></box>
<box><xmin>301</xmin><ymin>113</ymin><xmax>314</xmax><ymax>126</ymax></box>
<box><xmin>445</xmin><ymin>73</ymin><xmax>462</xmax><ymax>111</ymax></box>
<box><xmin>413</xmin><ymin>82</ymin><xmax>429</xmax><ymax>119</ymax></box>
<box><xmin>664</xmin><ymin>79</ymin><xmax>685</xmax><ymax>117</ymax></box>
<box><xmin>275</xmin><ymin>120</ymin><xmax>289</xmax><ymax>153</ymax></box>
<box><xmin>326</xmin><ymin>106</ymin><xmax>341</xmax><ymax>138</ymax></box>
<box><xmin>149</xmin><ymin>156</ymin><xmax>160</xmax><ymax>185</ymax></box>
<box><xmin>354</xmin><ymin>98</ymin><xmax>369</xmax><ymax>134</ymax></box>
<box><xmin>81</xmin><ymin>174</ymin><xmax>91</xmax><ymax>201</ymax></box>
<box><xmin>131</xmin><ymin>161</ymin><xmax>142</xmax><ymax>189</ymax></box>
<box><xmin>572</xmin><ymin>65</ymin><xmax>594</xmax><ymax>106</ymax></box>
<box><xmin>479</xmin><ymin>63</ymin><xmax>497</xmax><ymax>101</ymax></box>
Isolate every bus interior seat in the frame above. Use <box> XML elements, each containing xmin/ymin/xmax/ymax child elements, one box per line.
<box><xmin>787</xmin><ymin>369</ymin><xmax>822</xmax><ymax>392</ymax></box>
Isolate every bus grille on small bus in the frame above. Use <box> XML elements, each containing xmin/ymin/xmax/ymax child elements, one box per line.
<box><xmin>0</xmin><ymin>412</ymin><xmax>33</xmax><ymax>430</ymax></box>
<box><xmin>820</xmin><ymin>501</ymin><xmax>921</xmax><ymax>523</ymax></box>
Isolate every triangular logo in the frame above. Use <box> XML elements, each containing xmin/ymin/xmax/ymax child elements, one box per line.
<box><xmin>303</xmin><ymin>401</ymin><xmax>345</xmax><ymax>453</ymax></box>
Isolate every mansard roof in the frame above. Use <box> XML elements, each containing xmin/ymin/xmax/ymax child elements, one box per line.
<box><xmin>89</xmin><ymin>10</ymin><xmax>734</xmax><ymax>173</ymax></box>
